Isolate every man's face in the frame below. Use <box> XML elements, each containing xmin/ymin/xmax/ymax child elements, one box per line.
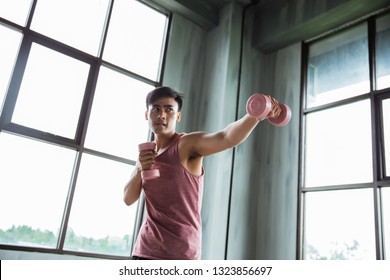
<box><xmin>145</xmin><ymin>97</ymin><xmax>181</xmax><ymax>135</ymax></box>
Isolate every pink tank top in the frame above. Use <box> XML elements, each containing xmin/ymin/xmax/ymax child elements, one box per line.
<box><xmin>132</xmin><ymin>134</ymin><xmax>204</xmax><ymax>260</ymax></box>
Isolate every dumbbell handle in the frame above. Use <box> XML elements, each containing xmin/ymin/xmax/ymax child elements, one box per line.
<box><xmin>138</xmin><ymin>142</ymin><xmax>160</xmax><ymax>180</ymax></box>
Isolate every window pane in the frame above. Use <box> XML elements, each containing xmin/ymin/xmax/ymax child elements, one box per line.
<box><xmin>307</xmin><ymin>24</ymin><xmax>369</xmax><ymax>108</ymax></box>
<box><xmin>383</xmin><ymin>187</ymin><xmax>390</xmax><ymax>259</ymax></box>
<box><xmin>0</xmin><ymin>25</ymin><xmax>22</xmax><ymax>111</ymax></box>
<box><xmin>12</xmin><ymin>43</ymin><xmax>89</xmax><ymax>138</ymax></box>
<box><xmin>85</xmin><ymin>66</ymin><xmax>152</xmax><ymax>159</ymax></box>
<box><xmin>31</xmin><ymin>0</ymin><xmax>109</xmax><ymax>55</ymax></box>
<box><xmin>383</xmin><ymin>98</ymin><xmax>390</xmax><ymax>176</ymax></box>
<box><xmin>103</xmin><ymin>0</ymin><xmax>167</xmax><ymax>81</ymax></box>
<box><xmin>0</xmin><ymin>132</ymin><xmax>76</xmax><ymax>248</ymax></box>
<box><xmin>304</xmin><ymin>189</ymin><xmax>376</xmax><ymax>259</ymax></box>
<box><xmin>0</xmin><ymin>0</ymin><xmax>31</xmax><ymax>26</ymax></box>
<box><xmin>376</xmin><ymin>13</ymin><xmax>390</xmax><ymax>90</ymax></box>
<box><xmin>305</xmin><ymin>100</ymin><xmax>373</xmax><ymax>187</ymax></box>
<box><xmin>64</xmin><ymin>153</ymin><xmax>137</xmax><ymax>256</ymax></box>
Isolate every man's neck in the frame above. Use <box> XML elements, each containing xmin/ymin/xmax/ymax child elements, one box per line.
<box><xmin>154</xmin><ymin>132</ymin><xmax>178</xmax><ymax>152</ymax></box>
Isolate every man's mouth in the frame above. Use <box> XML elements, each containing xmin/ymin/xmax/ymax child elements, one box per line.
<box><xmin>155</xmin><ymin>122</ymin><xmax>166</xmax><ymax>126</ymax></box>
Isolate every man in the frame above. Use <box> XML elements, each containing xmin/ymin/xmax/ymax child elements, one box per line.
<box><xmin>124</xmin><ymin>86</ymin><xmax>271</xmax><ymax>260</ymax></box>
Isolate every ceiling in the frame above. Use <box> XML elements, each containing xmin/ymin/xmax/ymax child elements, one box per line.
<box><xmin>147</xmin><ymin>0</ymin><xmax>390</xmax><ymax>52</ymax></box>
<box><xmin>197</xmin><ymin>0</ymin><xmax>252</xmax><ymax>10</ymax></box>
<box><xmin>147</xmin><ymin>0</ymin><xmax>259</xmax><ymax>29</ymax></box>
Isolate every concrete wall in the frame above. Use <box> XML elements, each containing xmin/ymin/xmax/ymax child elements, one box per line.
<box><xmin>163</xmin><ymin>1</ymin><xmax>300</xmax><ymax>259</ymax></box>
<box><xmin>226</xmin><ymin>9</ymin><xmax>301</xmax><ymax>259</ymax></box>
<box><xmin>253</xmin><ymin>0</ymin><xmax>390</xmax><ymax>52</ymax></box>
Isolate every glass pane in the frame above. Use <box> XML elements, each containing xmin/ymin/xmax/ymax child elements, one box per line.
<box><xmin>31</xmin><ymin>0</ymin><xmax>109</xmax><ymax>55</ymax></box>
<box><xmin>304</xmin><ymin>189</ymin><xmax>376</xmax><ymax>259</ymax></box>
<box><xmin>307</xmin><ymin>24</ymin><xmax>369</xmax><ymax>108</ymax></box>
<box><xmin>0</xmin><ymin>25</ymin><xmax>22</xmax><ymax>111</ymax></box>
<box><xmin>0</xmin><ymin>0</ymin><xmax>32</xmax><ymax>26</ymax></box>
<box><xmin>305</xmin><ymin>100</ymin><xmax>373</xmax><ymax>187</ymax></box>
<box><xmin>64</xmin><ymin>153</ymin><xmax>137</xmax><ymax>256</ymax></box>
<box><xmin>0</xmin><ymin>132</ymin><xmax>76</xmax><ymax>248</ymax></box>
<box><xmin>383</xmin><ymin>187</ymin><xmax>390</xmax><ymax>259</ymax></box>
<box><xmin>85</xmin><ymin>66</ymin><xmax>152</xmax><ymax>159</ymax></box>
<box><xmin>376</xmin><ymin>13</ymin><xmax>390</xmax><ymax>90</ymax></box>
<box><xmin>12</xmin><ymin>43</ymin><xmax>89</xmax><ymax>138</ymax></box>
<box><xmin>104</xmin><ymin>0</ymin><xmax>167</xmax><ymax>81</ymax></box>
<box><xmin>384</xmin><ymin>98</ymin><xmax>390</xmax><ymax>176</ymax></box>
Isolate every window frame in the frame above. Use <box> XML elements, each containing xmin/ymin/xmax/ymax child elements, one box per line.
<box><xmin>0</xmin><ymin>0</ymin><xmax>171</xmax><ymax>259</ymax></box>
<box><xmin>299</xmin><ymin>13</ymin><xmax>390</xmax><ymax>260</ymax></box>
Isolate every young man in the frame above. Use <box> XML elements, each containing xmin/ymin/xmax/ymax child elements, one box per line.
<box><xmin>124</xmin><ymin>86</ymin><xmax>269</xmax><ymax>260</ymax></box>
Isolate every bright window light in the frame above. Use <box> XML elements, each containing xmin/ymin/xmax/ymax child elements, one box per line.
<box><xmin>11</xmin><ymin>43</ymin><xmax>89</xmax><ymax>138</ymax></box>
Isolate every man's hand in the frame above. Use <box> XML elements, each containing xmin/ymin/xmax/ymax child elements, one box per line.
<box><xmin>138</xmin><ymin>149</ymin><xmax>156</xmax><ymax>171</ymax></box>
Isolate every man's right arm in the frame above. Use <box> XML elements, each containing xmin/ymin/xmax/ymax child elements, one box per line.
<box><xmin>124</xmin><ymin>148</ymin><xmax>156</xmax><ymax>205</ymax></box>
<box><xmin>123</xmin><ymin>163</ymin><xmax>142</xmax><ymax>206</ymax></box>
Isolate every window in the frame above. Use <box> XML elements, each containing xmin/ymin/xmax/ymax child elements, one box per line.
<box><xmin>0</xmin><ymin>134</ymin><xmax>76</xmax><ymax>248</ymax></box>
<box><xmin>301</xmin><ymin>13</ymin><xmax>390</xmax><ymax>260</ymax></box>
<box><xmin>0</xmin><ymin>0</ymin><xmax>168</xmax><ymax>258</ymax></box>
<box><xmin>305</xmin><ymin>189</ymin><xmax>376</xmax><ymax>259</ymax></box>
<box><xmin>306</xmin><ymin>24</ymin><xmax>370</xmax><ymax>108</ymax></box>
<box><xmin>376</xmin><ymin>13</ymin><xmax>390</xmax><ymax>90</ymax></box>
<box><xmin>305</xmin><ymin>100</ymin><xmax>372</xmax><ymax>187</ymax></box>
<box><xmin>383</xmin><ymin>187</ymin><xmax>390</xmax><ymax>258</ymax></box>
<box><xmin>0</xmin><ymin>25</ymin><xmax>21</xmax><ymax>112</ymax></box>
<box><xmin>11</xmin><ymin>43</ymin><xmax>89</xmax><ymax>138</ymax></box>
<box><xmin>384</xmin><ymin>98</ymin><xmax>390</xmax><ymax>176</ymax></box>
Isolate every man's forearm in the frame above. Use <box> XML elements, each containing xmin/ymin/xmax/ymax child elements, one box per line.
<box><xmin>223</xmin><ymin>114</ymin><xmax>259</xmax><ymax>148</ymax></box>
<box><xmin>123</xmin><ymin>164</ymin><xmax>142</xmax><ymax>206</ymax></box>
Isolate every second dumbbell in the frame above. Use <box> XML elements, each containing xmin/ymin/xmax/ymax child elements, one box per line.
<box><xmin>138</xmin><ymin>141</ymin><xmax>160</xmax><ymax>180</ymax></box>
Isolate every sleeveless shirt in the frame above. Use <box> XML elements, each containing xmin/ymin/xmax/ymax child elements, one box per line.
<box><xmin>132</xmin><ymin>134</ymin><xmax>204</xmax><ymax>260</ymax></box>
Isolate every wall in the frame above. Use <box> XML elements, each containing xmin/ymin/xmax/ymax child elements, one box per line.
<box><xmin>198</xmin><ymin>2</ymin><xmax>243</xmax><ymax>260</ymax></box>
<box><xmin>164</xmin><ymin>2</ymin><xmax>301</xmax><ymax>259</ymax></box>
<box><xmin>162</xmin><ymin>13</ymin><xmax>207</xmax><ymax>132</ymax></box>
<box><xmin>225</xmin><ymin>8</ymin><xmax>301</xmax><ymax>260</ymax></box>
<box><xmin>226</xmin><ymin>42</ymin><xmax>301</xmax><ymax>260</ymax></box>
<box><xmin>253</xmin><ymin>0</ymin><xmax>390</xmax><ymax>53</ymax></box>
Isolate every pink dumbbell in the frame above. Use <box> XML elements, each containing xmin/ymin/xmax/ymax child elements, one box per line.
<box><xmin>138</xmin><ymin>142</ymin><xmax>160</xmax><ymax>180</ymax></box>
<box><xmin>246</xmin><ymin>93</ymin><xmax>291</xmax><ymax>126</ymax></box>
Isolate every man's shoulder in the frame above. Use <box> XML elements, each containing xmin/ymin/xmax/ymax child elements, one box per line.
<box><xmin>177</xmin><ymin>132</ymin><xmax>205</xmax><ymax>162</ymax></box>
<box><xmin>179</xmin><ymin>131</ymin><xmax>207</xmax><ymax>142</ymax></box>
<box><xmin>178</xmin><ymin>131</ymin><xmax>207</xmax><ymax>151</ymax></box>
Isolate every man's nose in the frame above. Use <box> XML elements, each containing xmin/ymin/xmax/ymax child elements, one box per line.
<box><xmin>157</xmin><ymin>111</ymin><xmax>166</xmax><ymax>119</ymax></box>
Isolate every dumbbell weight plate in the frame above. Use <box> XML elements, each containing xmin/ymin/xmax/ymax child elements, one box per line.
<box><xmin>138</xmin><ymin>142</ymin><xmax>156</xmax><ymax>152</ymax></box>
<box><xmin>246</xmin><ymin>93</ymin><xmax>272</xmax><ymax>120</ymax></box>
<box><xmin>141</xmin><ymin>169</ymin><xmax>160</xmax><ymax>180</ymax></box>
<box><xmin>268</xmin><ymin>103</ymin><xmax>291</xmax><ymax>127</ymax></box>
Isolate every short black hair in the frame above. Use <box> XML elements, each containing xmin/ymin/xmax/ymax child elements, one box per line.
<box><xmin>145</xmin><ymin>86</ymin><xmax>184</xmax><ymax>111</ymax></box>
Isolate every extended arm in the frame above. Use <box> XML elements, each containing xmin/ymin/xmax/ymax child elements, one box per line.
<box><xmin>183</xmin><ymin>114</ymin><xmax>260</xmax><ymax>157</ymax></box>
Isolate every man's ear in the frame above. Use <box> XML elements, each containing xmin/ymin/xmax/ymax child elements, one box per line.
<box><xmin>145</xmin><ymin>111</ymin><xmax>148</xmax><ymax>120</ymax></box>
<box><xmin>177</xmin><ymin>112</ymin><xmax>181</xmax><ymax>122</ymax></box>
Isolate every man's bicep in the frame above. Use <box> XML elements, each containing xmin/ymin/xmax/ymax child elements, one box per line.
<box><xmin>188</xmin><ymin>131</ymin><xmax>229</xmax><ymax>157</ymax></box>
